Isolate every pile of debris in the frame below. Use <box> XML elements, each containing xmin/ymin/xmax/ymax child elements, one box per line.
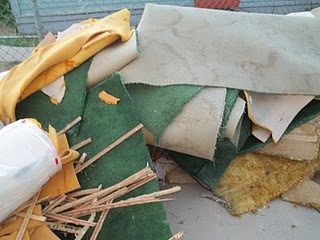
<box><xmin>0</xmin><ymin>4</ymin><xmax>320</xmax><ymax>239</ymax></box>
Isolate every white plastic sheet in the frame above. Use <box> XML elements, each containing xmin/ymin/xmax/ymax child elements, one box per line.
<box><xmin>0</xmin><ymin>120</ymin><xmax>61</xmax><ymax>223</ymax></box>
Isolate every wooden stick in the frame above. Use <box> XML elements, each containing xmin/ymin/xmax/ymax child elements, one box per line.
<box><xmin>169</xmin><ymin>232</ymin><xmax>184</xmax><ymax>240</ymax></box>
<box><xmin>71</xmin><ymin>138</ymin><xmax>92</xmax><ymax>151</ymax></box>
<box><xmin>45</xmin><ymin>213</ymin><xmax>97</xmax><ymax>227</ymax></box>
<box><xmin>95</xmin><ymin>188</ymin><xmax>128</xmax><ymax>205</ymax></box>
<box><xmin>43</xmin><ymin>194</ymin><xmax>66</xmax><ymax>214</ymax></box>
<box><xmin>75</xmin><ymin>153</ymin><xmax>87</xmax><ymax>173</ymax></box>
<box><xmin>52</xmin><ymin>167</ymin><xmax>153</xmax><ymax>213</ymax></box>
<box><xmin>76</xmin><ymin>123</ymin><xmax>144</xmax><ymax>173</ymax></box>
<box><xmin>127</xmin><ymin>174</ymin><xmax>157</xmax><ymax>192</ymax></box>
<box><xmin>90</xmin><ymin>200</ymin><xmax>113</xmax><ymax>240</ymax></box>
<box><xmin>65</xmin><ymin>198</ymin><xmax>174</xmax><ymax>218</ymax></box>
<box><xmin>75</xmin><ymin>185</ymin><xmax>101</xmax><ymax>240</ymax></box>
<box><xmin>46</xmin><ymin>222</ymin><xmax>83</xmax><ymax>235</ymax></box>
<box><xmin>58</xmin><ymin>116</ymin><xmax>82</xmax><ymax>135</ymax></box>
<box><xmin>16</xmin><ymin>191</ymin><xmax>40</xmax><ymax>240</ymax></box>
<box><xmin>15</xmin><ymin>213</ymin><xmax>46</xmax><ymax>222</ymax></box>
<box><xmin>68</xmin><ymin>187</ymin><xmax>99</xmax><ymax>198</ymax></box>
<box><xmin>134</xmin><ymin>186</ymin><xmax>181</xmax><ymax>200</ymax></box>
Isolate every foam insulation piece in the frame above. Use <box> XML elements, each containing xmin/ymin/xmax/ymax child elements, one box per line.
<box><xmin>153</xmin><ymin>88</ymin><xmax>226</xmax><ymax>160</ymax></box>
<box><xmin>282</xmin><ymin>180</ymin><xmax>320</xmax><ymax>210</ymax></box>
<box><xmin>224</xmin><ymin>97</ymin><xmax>246</xmax><ymax>146</ymax></box>
<box><xmin>257</xmin><ymin>116</ymin><xmax>320</xmax><ymax>161</ymax></box>
<box><xmin>87</xmin><ymin>30</ymin><xmax>139</xmax><ymax>88</ymax></box>
<box><xmin>121</xmin><ymin>4</ymin><xmax>320</xmax><ymax>95</ymax></box>
<box><xmin>245</xmin><ymin>91</ymin><xmax>314</xmax><ymax>143</ymax></box>
<box><xmin>216</xmin><ymin>153</ymin><xmax>319</xmax><ymax>215</ymax></box>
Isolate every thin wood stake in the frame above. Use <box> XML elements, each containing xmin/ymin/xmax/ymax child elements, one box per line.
<box><xmin>43</xmin><ymin>194</ymin><xmax>66</xmax><ymax>214</ymax></box>
<box><xmin>169</xmin><ymin>232</ymin><xmax>184</xmax><ymax>240</ymax></box>
<box><xmin>46</xmin><ymin>222</ymin><xmax>83</xmax><ymax>235</ymax></box>
<box><xmin>45</xmin><ymin>213</ymin><xmax>97</xmax><ymax>227</ymax></box>
<box><xmin>68</xmin><ymin>187</ymin><xmax>99</xmax><ymax>198</ymax></box>
<box><xmin>15</xmin><ymin>213</ymin><xmax>46</xmax><ymax>222</ymax></box>
<box><xmin>16</xmin><ymin>191</ymin><xmax>40</xmax><ymax>240</ymax></box>
<box><xmin>75</xmin><ymin>185</ymin><xmax>101</xmax><ymax>240</ymax></box>
<box><xmin>65</xmin><ymin>198</ymin><xmax>174</xmax><ymax>218</ymax></box>
<box><xmin>76</xmin><ymin>123</ymin><xmax>144</xmax><ymax>173</ymax></box>
<box><xmin>52</xmin><ymin>167</ymin><xmax>153</xmax><ymax>213</ymax></box>
<box><xmin>75</xmin><ymin>153</ymin><xmax>87</xmax><ymax>173</ymax></box>
<box><xmin>71</xmin><ymin>138</ymin><xmax>92</xmax><ymax>151</ymax></box>
<box><xmin>58</xmin><ymin>116</ymin><xmax>82</xmax><ymax>135</ymax></box>
<box><xmin>90</xmin><ymin>200</ymin><xmax>112</xmax><ymax>240</ymax></box>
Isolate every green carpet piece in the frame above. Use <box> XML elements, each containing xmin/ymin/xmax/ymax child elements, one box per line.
<box><xmin>126</xmin><ymin>84</ymin><xmax>202</xmax><ymax>139</ymax></box>
<box><xmin>170</xmin><ymin>139</ymin><xmax>237</xmax><ymax>191</ymax></box>
<box><xmin>16</xmin><ymin>59</ymin><xmax>92</xmax><ymax>135</ymax></box>
<box><xmin>69</xmin><ymin>73</ymin><xmax>171</xmax><ymax>240</ymax></box>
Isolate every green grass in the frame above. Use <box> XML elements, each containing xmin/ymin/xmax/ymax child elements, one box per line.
<box><xmin>0</xmin><ymin>37</ymin><xmax>39</xmax><ymax>47</ymax></box>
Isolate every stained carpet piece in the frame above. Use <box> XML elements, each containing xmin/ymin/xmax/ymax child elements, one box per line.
<box><xmin>216</xmin><ymin>153</ymin><xmax>319</xmax><ymax>215</ymax></box>
<box><xmin>88</xmin><ymin>29</ymin><xmax>140</xmax><ymax>88</ymax></box>
<box><xmin>69</xmin><ymin>74</ymin><xmax>171</xmax><ymax>239</ymax></box>
<box><xmin>16</xmin><ymin>59</ymin><xmax>91</xmax><ymax>135</ymax></box>
<box><xmin>121</xmin><ymin>4</ymin><xmax>320</xmax><ymax>95</ymax></box>
<box><xmin>240</xmin><ymin>100</ymin><xmax>320</xmax><ymax>154</ymax></box>
<box><xmin>245</xmin><ymin>91</ymin><xmax>314</xmax><ymax>143</ymax></box>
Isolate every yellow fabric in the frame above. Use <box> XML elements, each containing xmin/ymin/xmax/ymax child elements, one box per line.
<box><xmin>0</xmin><ymin>9</ymin><xmax>132</xmax><ymax>123</ymax></box>
<box><xmin>30</xmin><ymin>224</ymin><xmax>60</xmax><ymax>240</ymax></box>
<box><xmin>40</xmin><ymin>133</ymin><xmax>80</xmax><ymax>199</ymax></box>
<box><xmin>0</xmin><ymin>205</ymin><xmax>42</xmax><ymax>237</ymax></box>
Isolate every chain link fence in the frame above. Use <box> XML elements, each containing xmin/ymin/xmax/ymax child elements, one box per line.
<box><xmin>0</xmin><ymin>0</ymin><xmax>319</xmax><ymax>64</ymax></box>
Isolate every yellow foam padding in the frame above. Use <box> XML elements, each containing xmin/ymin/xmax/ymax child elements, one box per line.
<box><xmin>0</xmin><ymin>9</ymin><xmax>132</xmax><ymax>123</ymax></box>
<box><xmin>30</xmin><ymin>224</ymin><xmax>60</xmax><ymax>240</ymax></box>
<box><xmin>216</xmin><ymin>153</ymin><xmax>319</xmax><ymax>215</ymax></box>
<box><xmin>99</xmin><ymin>90</ymin><xmax>120</xmax><ymax>105</ymax></box>
<box><xmin>40</xmin><ymin>132</ymin><xmax>80</xmax><ymax>199</ymax></box>
<box><xmin>0</xmin><ymin>205</ymin><xmax>42</xmax><ymax>237</ymax></box>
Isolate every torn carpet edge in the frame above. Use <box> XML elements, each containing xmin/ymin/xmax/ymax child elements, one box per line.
<box><xmin>16</xmin><ymin>58</ymin><xmax>92</xmax><ymax>136</ymax></box>
<box><xmin>216</xmin><ymin>153</ymin><xmax>319</xmax><ymax>215</ymax></box>
<box><xmin>68</xmin><ymin>73</ymin><xmax>171</xmax><ymax>240</ymax></box>
<box><xmin>167</xmin><ymin>89</ymin><xmax>239</xmax><ymax>191</ymax></box>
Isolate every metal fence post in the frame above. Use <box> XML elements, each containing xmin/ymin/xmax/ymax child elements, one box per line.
<box><xmin>31</xmin><ymin>0</ymin><xmax>43</xmax><ymax>40</ymax></box>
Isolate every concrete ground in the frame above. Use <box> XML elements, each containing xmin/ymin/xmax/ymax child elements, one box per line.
<box><xmin>164</xmin><ymin>184</ymin><xmax>320</xmax><ymax>240</ymax></box>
